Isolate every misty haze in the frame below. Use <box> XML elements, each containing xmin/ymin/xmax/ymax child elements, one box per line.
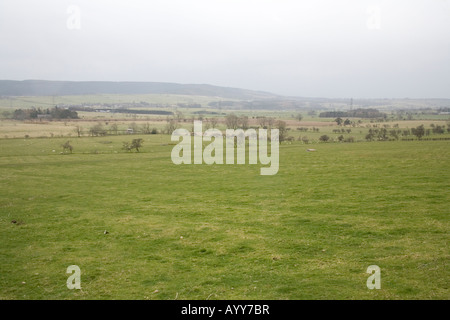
<box><xmin>0</xmin><ymin>0</ymin><xmax>449</xmax><ymax>306</ymax></box>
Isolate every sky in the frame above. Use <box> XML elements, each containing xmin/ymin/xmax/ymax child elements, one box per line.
<box><xmin>0</xmin><ymin>0</ymin><xmax>449</xmax><ymax>98</ymax></box>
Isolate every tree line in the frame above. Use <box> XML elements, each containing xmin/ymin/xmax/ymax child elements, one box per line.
<box><xmin>320</xmin><ymin>108</ymin><xmax>386</xmax><ymax>119</ymax></box>
<box><xmin>12</xmin><ymin>106</ymin><xmax>78</xmax><ymax>120</ymax></box>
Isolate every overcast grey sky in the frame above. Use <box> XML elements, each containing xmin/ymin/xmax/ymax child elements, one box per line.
<box><xmin>1</xmin><ymin>0</ymin><xmax>449</xmax><ymax>98</ymax></box>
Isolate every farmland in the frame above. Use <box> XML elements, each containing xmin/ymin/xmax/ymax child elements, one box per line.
<box><xmin>0</xmin><ymin>93</ymin><xmax>449</xmax><ymax>300</ymax></box>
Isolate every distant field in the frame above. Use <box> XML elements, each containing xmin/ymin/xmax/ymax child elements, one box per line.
<box><xmin>0</xmin><ymin>94</ymin><xmax>224</xmax><ymax>109</ymax></box>
<box><xmin>0</xmin><ymin>117</ymin><xmax>449</xmax><ymax>143</ymax></box>
<box><xmin>0</xmin><ymin>134</ymin><xmax>448</xmax><ymax>299</ymax></box>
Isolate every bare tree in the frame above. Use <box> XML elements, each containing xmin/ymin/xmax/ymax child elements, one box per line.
<box><xmin>257</xmin><ymin>116</ymin><xmax>267</xmax><ymax>128</ymax></box>
<box><xmin>141</xmin><ymin>122</ymin><xmax>151</xmax><ymax>134</ymax></box>
<box><xmin>89</xmin><ymin>123</ymin><xmax>107</xmax><ymax>136</ymax></box>
<box><xmin>239</xmin><ymin>115</ymin><xmax>249</xmax><ymax>129</ymax></box>
<box><xmin>62</xmin><ymin>141</ymin><xmax>73</xmax><ymax>153</ymax></box>
<box><xmin>74</xmin><ymin>125</ymin><xmax>83</xmax><ymax>137</ymax></box>
<box><xmin>266</xmin><ymin>117</ymin><xmax>275</xmax><ymax>128</ymax></box>
<box><xmin>131</xmin><ymin>138</ymin><xmax>143</xmax><ymax>152</ymax></box>
<box><xmin>165</xmin><ymin>118</ymin><xmax>178</xmax><ymax>134</ymax></box>
<box><xmin>109</xmin><ymin>123</ymin><xmax>119</xmax><ymax>135</ymax></box>
<box><xmin>122</xmin><ymin>138</ymin><xmax>144</xmax><ymax>152</ymax></box>
<box><xmin>301</xmin><ymin>136</ymin><xmax>309</xmax><ymax>144</ymax></box>
<box><xmin>210</xmin><ymin>117</ymin><xmax>218</xmax><ymax>128</ymax></box>
<box><xmin>225</xmin><ymin>114</ymin><xmax>239</xmax><ymax>129</ymax></box>
<box><xmin>175</xmin><ymin>110</ymin><xmax>184</xmax><ymax>122</ymax></box>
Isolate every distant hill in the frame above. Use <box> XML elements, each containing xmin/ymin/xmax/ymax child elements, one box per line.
<box><xmin>0</xmin><ymin>80</ymin><xmax>279</xmax><ymax>100</ymax></box>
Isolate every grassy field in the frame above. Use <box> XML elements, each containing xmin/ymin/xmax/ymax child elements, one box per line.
<box><xmin>0</xmin><ymin>94</ymin><xmax>224</xmax><ymax>109</ymax></box>
<box><xmin>0</xmin><ymin>134</ymin><xmax>448</xmax><ymax>300</ymax></box>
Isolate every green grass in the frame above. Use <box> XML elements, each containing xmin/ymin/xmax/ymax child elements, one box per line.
<box><xmin>0</xmin><ymin>135</ymin><xmax>448</xmax><ymax>299</ymax></box>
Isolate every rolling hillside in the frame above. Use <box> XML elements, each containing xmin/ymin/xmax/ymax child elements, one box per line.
<box><xmin>0</xmin><ymin>80</ymin><xmax>279</xmax><ymax>100</ymax></box>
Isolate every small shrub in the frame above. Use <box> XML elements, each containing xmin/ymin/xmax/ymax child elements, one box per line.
<box><xmin>344</xmin><ymin>136</ymin><xmax>355</xmax><ymax>143</ymax></box>
<box><xmin>319</xmin><ymin>135</ymin><xmax>330</xmax><ymax>142</ymax></box>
